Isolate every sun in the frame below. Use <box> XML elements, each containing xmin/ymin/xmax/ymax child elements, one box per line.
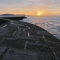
<box><xmin>37</xmin><ymin>12</ymin><xmax>43</xmax><ymax>16</ymax></box>
<box><xmin>37</xmin><ymin>12</ymin><xmax>41</xmax><ymax>16</ymax></box>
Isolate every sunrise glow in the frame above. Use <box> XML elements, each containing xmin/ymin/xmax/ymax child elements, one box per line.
<box><xmin>37</xmin><ymin>12</ymin><xmax>43</xmax><ymax>16</ymax></box>
<box><xmin>0</xmin><ymin>0</ymin><xmax>60</xmax><ymax>16</ymax></box>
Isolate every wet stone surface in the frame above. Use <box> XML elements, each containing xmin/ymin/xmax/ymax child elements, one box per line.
<box><xmin>0</xmin><ymin>20</ymin><xmax>60</xmax><ymax>60</ymax></box>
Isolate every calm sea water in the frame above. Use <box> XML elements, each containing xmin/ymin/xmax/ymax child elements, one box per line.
<box><xmin>22</xmin><ymin>16</ymin><xmax>60</xmax><ymax>40</ymax></box>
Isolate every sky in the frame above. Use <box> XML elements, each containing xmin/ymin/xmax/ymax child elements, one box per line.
<box><xmin>0</xmin><ymin>0</ymin><xmax>60</xmax><ymax>16</ymax></box>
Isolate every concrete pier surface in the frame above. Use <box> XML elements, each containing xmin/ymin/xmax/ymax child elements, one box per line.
<box><xmin>0</xmin><ymin>19</ymin><xmax>60</xmax><ymax>60</ymax></box>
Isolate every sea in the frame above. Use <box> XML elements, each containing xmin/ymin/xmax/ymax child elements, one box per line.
<box><xmin>22</xmin><ymin>16</ymin><xmax>60</xmax><ymax>40</ymax></box>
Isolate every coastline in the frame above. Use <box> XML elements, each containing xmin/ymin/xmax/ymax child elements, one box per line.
<box><xmin>0</xmin><ymin>19</ymin><xmax>60</xmax><ymax>60</ymax></box>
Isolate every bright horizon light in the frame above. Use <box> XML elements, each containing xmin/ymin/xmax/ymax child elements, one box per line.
<box><xmin>37</xmin><ymin>11</ymin><xmax>43</xmax><ymax>16</ymax></box>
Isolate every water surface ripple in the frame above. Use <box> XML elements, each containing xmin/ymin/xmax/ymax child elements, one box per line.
<box><xmin>22</xmin><ymin>16</ymin><xmax>60</xmax><ymax>40</ymax></box>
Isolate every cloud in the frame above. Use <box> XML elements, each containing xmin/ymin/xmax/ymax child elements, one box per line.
<box><xmin>0</xmin><ymin>0</ymin><xmax>60</xmax><ymax>15</ymax></box>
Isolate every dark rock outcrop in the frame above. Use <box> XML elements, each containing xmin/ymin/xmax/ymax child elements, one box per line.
<box><xmin>3</xmin><ymin>16</ymin><xmax>26</xmax><ymax>20</ymax></box>
<box><xmin>0</xmin><ymin>19</ymin><xmax>8</xmax><ymax>24</ymax></box>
